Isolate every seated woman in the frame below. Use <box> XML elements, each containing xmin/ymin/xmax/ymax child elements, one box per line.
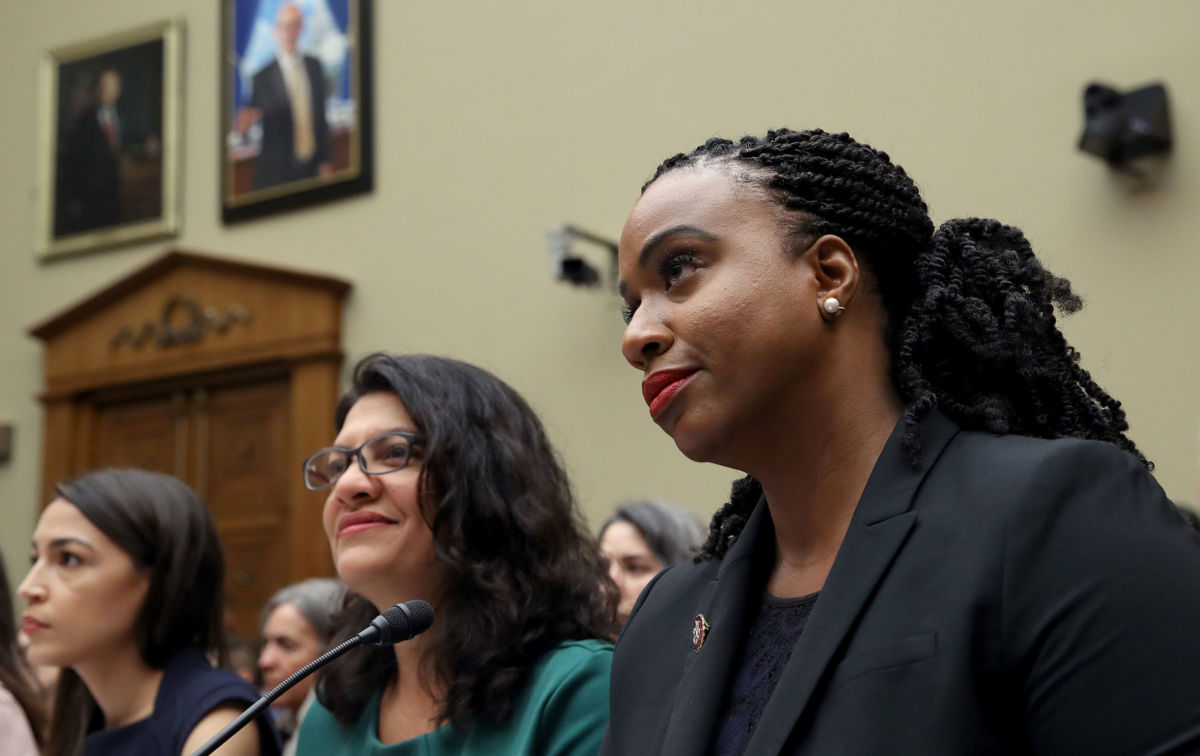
<box><xmin>257</xmin><ymin>578</ymin><xmax>344</xmax><ymax>755</ymax></box>
<box><xmin>19</xmin><ymin>469</ymin><xmax>281</xmax><ymax>756</ymax></box>
<box><xmin>603</xmin><ymin>128</ymin><xmax>1200</xmax><ymax>754</ymax></box>
<box><xmin>1</xmin><ymin>549</ymin><xmax>44</xmax><ymax>755</ymax></box>
<box><xmin>598</xmin><ymin>500</ymin><xmax>704</xmax><ymax>627</ymax></box>
<box><xmin>297</xmin><ymin>354</ymin><xmax>615</xmax><ymax>755</ymax></box>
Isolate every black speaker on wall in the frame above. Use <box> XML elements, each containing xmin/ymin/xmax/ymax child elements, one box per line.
<box><xmin>1078</xmin><ymin>82</ymin><xmax>1172</xmax><ymax>166</ymax></box>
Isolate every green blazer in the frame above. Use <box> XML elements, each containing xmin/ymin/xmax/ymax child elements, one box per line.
<box><xmin>299</xmin><ymin>640</ymin><xmax>611</xmax><ymax>756</ymax></box>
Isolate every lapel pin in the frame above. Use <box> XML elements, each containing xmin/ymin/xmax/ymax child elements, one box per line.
<box><xmin>692</xmin><ymin>613</ymin><xmax>710</xmax><ymax>653</ymax></box>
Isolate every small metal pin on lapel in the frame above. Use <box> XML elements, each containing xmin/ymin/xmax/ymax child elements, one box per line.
<box><xmin>692</xmin><ymin>613</ymin><xmax>710</xmax><ymax>653</ymax></box>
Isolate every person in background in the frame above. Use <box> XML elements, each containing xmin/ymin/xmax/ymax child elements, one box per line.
<box><xmin>296</xmin><ymin>353</ymin><xmax>615</xmax><ymax>755</ymax></box>
<box><xmin>226</xmin><ymin>634</ymin><xmax>259</xmax><ymax>686</ymax></box>
<box><xmin>1</xmin><ymin>550</ymin><xmax>44</xmax><ymax>755</ymax></box>
<box><xmin>603</xmin><ymin>127</ymin><xmax>1200</xmax><ymax>754</ymax></box>
<box><xmin>258</xmin><ymin>578</ymin><xmax>343</xmax><ymax>755</ymax></box>
<box><xmin>598</xmin><ymin>500</ymin><xmax>705</xmax><ymax>627</ymax></box>
<box><xmin>19</xmin><ymin>468</ymin><xmax>281</xmax><ymax>755</ymax></box>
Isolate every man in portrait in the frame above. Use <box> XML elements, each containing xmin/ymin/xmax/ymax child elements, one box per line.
<box><xmin>238</xmin><ymin>2</ymin><xmax>332</xmax><ymax>191</ymax></box>
<box><xmin>56</xmin><ymin>68</ymin><xmax>124</xmax><ymax>235</ymax></box>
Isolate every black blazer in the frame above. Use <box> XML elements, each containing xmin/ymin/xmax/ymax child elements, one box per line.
<box><xmin>602</xmin><ymin>411</ymin><xmax>1200</xmax><ymax>754</ymax></box>
<box><xmin>249</xmin><ymin>55</ymin><xmax>330</xmax><ymax>190</ymax></box>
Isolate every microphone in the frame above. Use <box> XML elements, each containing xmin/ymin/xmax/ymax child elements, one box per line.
<box><xmin>191</xmin><ymin>600</ymin><xmax>434</xmax><ymax>756</ymax></box>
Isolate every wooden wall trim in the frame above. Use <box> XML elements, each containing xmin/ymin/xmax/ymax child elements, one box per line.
<box><xmin>30</xmin><ymin>249</ymin><xmax>350</xmax><ymax>341</ymax></box>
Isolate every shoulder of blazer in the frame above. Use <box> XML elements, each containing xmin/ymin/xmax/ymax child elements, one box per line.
<box><xmin>617</xmin><ymin>557</ymin><xmax>724</xmax><ymax>638</ymax></box>
<box><xmin>924</xmin><ymin>429</ymin><xmax>1159</xmax><ymax>541</ymax></box>
<box><xmin>941</xmin><ymin>428</ymin><xmax>1146</xmax><ymax>485</ymax></box>
<box><xmin>253</xmin><ymin>59</ymin><xmax>281</xmax><ymax>83</ymax></box>
<box><xmin>631</xmin><ymin>558</ymin><xmax>720</xmax><ymax>616</ymax></box>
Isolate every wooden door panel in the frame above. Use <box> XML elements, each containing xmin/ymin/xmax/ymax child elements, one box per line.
<box><xmin>221</xmin><ymin>527</ymin><xmax>289</xmax><ymax>639</ymax></box>
<box><xmin>201</xmin><ymin>377</ymin><xmax>293</xmax><ymax>635</ymax></box>
<box><xmin>91</xmin><ymin>392</ymin><xmax>187</xmax><ymax>478</ymax></box>
<box><xmin>200</xmin><ymin>379</ymin><xmax>290</xmax><ymax>526</ymax></box>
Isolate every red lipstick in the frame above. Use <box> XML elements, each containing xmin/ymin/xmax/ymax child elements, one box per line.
<box><xmin>642</xmin><ymin>369</ymin><xmax>698</xmax><ymax>421</ymax></box>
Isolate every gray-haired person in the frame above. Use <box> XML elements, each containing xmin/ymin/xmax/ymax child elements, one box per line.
<box><xmin>258</xmin><ymin>578</ymin><xmax>344</xmax><ymax>755</ymax></box>
<box><xmin>599</xmin><ymin>501</ymin><xmax>705</xmax><ymax>627</ymax></box>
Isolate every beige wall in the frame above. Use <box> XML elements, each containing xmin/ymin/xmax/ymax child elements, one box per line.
<box><xmin>3</xmin><ymin>0</ymin><xmax>1198</xmax><ymax>595</ymax></box>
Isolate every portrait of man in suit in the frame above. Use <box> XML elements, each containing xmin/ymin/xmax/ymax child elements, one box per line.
<box><xmin>236</xmin><ymin>2</ymin><xmax>333</xmax><ymax>191</ymax></box>
<box><xmin>222</xmin><ymin>0</ymin><xmax>370</xmax><ymax>221</ymax></box>
<box><xmin>56</xmin><ymin>68</ymin><xmax>124</xmax><ymax>234</ymax></box>
<box><xmin>39</xmin><ymin>21</ymin><xmax>178</xmax><ymax>257</ymax></box>
<box><xmin>52</xmin><ymin>38</ymin><xmax>166</xmax><ymax>241</ymax></box>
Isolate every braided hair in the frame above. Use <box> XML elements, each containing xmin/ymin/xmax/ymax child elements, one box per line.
<box><xmin>641</xmin><ymin>129</ymin><xmax>1150</xmax><ymax>561</ymax></box>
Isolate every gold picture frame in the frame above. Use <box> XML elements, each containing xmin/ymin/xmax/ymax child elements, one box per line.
<box><xmin>36</xmin><ymin>19</ymin><xmax>182</xmax><ymax>259</ymax></box>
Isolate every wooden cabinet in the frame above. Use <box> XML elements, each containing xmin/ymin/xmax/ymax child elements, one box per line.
<box><xmin>30</xmin><ymin>251</ymin><xmax>351</xmax><ymax>637</ymax></box>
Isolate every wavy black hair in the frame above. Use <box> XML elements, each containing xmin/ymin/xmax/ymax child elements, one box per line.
<box><xmin>641</xmin><ymin>128</ymin><xmax>1149</xmax><ymax>561</ymax></box>
<box><xmin>44</xmin><ymin>468</ymin><xmax>227</xmax><ymax>755</ymax></box>
<box><xmin>317</xmin><ymin>354</ymin><xmax>616</xmax><ymax>731</ymax></box>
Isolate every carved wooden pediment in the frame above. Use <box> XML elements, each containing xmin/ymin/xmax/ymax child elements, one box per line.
<box><xmin>30</xmin><ymin>250</ymin><xmax>351</xmax><ymax>397</ymax></box>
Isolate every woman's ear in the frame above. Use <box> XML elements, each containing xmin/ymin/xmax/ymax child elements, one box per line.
<box><xmin>808</xmin><ymin>235</ymin><xmax>860</xmax><ymax>319</ymax></box>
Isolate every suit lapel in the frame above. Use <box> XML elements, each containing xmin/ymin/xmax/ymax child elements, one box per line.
<box><xmin>659</xmin><ymin>501</ymin><xmax>774</xmax><ymax>756</ymax></box>
<box><xmin>744</xmin><ymin>409</ymin><xmax>961</xmax><ymax>754</ymax></box>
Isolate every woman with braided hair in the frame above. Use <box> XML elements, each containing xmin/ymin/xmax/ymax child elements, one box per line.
<box><xmin>602</xmin><ymin>128</ymin><xmax>1200</xmax><ymax>755</ymax></box>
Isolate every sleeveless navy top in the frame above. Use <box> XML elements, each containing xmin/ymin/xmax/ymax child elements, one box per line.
<box><xmin>84</xmin><ymin>645</ymin><xmax>281</xmax><ymax>756</ymax></box>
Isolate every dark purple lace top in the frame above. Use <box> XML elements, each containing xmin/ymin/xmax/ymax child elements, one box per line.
<box><xmin>710</xmin><ymin>591</ymin><xmax>820</xmax><ymax>756</ymax></box>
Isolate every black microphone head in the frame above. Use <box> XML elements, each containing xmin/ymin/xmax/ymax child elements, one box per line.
<box><xmin>370</xmin><ymin>600</ymin><xmax>435</xmax><ymax>645</ymax></box>
<box><xmin>399</xmin><ymin>600</ymin><xmax>435</xmax><ymax>635</ymax></box>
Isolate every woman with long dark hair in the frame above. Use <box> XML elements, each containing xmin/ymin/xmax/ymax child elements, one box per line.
<box><xmin>296</xmin><ymin>354</ymin><xmax>615</xmax><ymax>754</ymax></box>
<box><xmin>603</xmin><ymin>128</ymin><xmax>1200</xmax><ymax>754</ymax></box>
<box><xmin>598</xmin><ymin>500</ymin><xmax>704</xmax><ymax>627</ymax></box>
<box><xmin>1</xmin><ymin>551</ymin><xmax>44</xmax><ymax>754</ymax></box>
<box><xmin>19</xmin><ymin>468</ymin><xmax>280</xmax><ymax>755</ymax></box>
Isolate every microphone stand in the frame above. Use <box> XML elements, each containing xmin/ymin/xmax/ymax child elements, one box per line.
<box><xmin>191</xmin><ymin>599</ymin><xmax>434</xmax><ymax>756</ymax></box>
<box><xmin>191</xmin><ymin>633</ymin><xmax>367</xmax><ymax>756</ymax></box>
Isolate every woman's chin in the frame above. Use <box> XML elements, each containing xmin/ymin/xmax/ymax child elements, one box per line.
<box><xmin>25</xmin><ymin>644</ymin><xmax>63</xmax><ymax>668</ymax></box>
<box><xmin>334</xmin><ymin>554</ymin><xmax>390</xmax><ymax>594</ymax></box>
<box><xmin>670</xmin><ymin>426</ymin><xmax>723</xmax><ymax>465</ymax></box>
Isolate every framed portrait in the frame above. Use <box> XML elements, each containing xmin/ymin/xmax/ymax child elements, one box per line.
<box><xmin>221</xmin><ymin>0</ymin><xmax>373</xmax><ymax>223</ymax></box>
<box><xmin>36</xmin><ymin>20</ymin><xmax>182</xmax><ymax>259</ymax></box>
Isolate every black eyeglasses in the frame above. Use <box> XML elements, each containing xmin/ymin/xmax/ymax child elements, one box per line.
<box><xmin>302</xmin><ymin>432</ymin><xmax>425</xmax><ymax>491</ymax></box>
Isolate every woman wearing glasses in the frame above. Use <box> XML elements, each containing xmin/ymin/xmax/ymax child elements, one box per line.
<box><xmin>296</xmin><ymin>353</ymin><xmax>616</xmax><ymax>755</ymax></box>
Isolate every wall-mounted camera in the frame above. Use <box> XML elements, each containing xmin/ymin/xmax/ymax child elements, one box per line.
<box><xmin>547</xmin><ymin>225</ymin><xmax>619</xmax><ymax>288</ymax></box>
<box><xmin>1078</xmin><ymin>81</ymin><xmax>1171</xmax><ymax>168</ymax></box>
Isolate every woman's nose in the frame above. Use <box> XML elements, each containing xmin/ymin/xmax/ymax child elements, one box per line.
<box><xmin>330</xmin><ymin>458</ymin><xmax>380</xmax><ymax>503</ymax></box>
<box><xmin>621</xmin><ymin>304</ymin><xmax>673</xmax><ymax>371</ymax></box>
<box><xmin>17</xmin><ymin>564</ymin><xmax>44</xmax><ymax>602</ymax></box>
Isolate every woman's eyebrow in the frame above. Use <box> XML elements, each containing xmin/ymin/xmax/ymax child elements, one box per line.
<box><xmin>334</xmin><ymin>427</ymin><xmax>418</xmax><ymax>446</ymax></box>
<box><xmin>32</xmin><ymin>536</ymin><xmax>96</xmax><ymax>553</ymax></box>
<box><xmin>618</xmin><ymin>225</ymin><xmax>717</xmax><ymax>297</ymax></box>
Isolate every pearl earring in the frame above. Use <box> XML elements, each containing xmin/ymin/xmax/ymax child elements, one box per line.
<box><xmin>822</xmin><ymin>297</ymin><xmax>845</xmax><ymax>315</ymax></box>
